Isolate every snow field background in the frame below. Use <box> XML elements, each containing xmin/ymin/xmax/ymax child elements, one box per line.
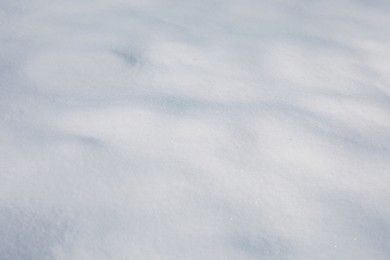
<box><xmin>1</xmin><ymin>0</ymin><xmax>390</xmax><ymax>259</ymax></box>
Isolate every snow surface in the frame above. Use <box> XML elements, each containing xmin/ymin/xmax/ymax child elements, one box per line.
<box><xmin>1</xmin><ymin>0</ymin><xmax>390</xmax><ymax>259</ymax></box>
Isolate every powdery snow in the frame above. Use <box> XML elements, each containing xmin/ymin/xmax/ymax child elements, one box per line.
<box><xmin>1</xmin><ymin>0</ymin><xmax>390</xmax><ymax>259</ymax></box>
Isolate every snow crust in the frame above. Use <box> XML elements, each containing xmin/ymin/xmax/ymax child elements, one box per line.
<box><xmin>1</xmin><ymin>0</ymin><xmax>390</xmax><ymax>259</ymax></box>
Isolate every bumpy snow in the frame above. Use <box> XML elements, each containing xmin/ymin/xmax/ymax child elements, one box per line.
<box><xmin>1</xmin><ymin>0</ymin><xmax>390</xmax><ymax>259</ymax></box>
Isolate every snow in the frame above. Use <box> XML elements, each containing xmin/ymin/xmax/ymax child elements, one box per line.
<box><xmin>1</xmin><ymin>0</ymin><xmax>390</xmax><ymax>259</ymax></box>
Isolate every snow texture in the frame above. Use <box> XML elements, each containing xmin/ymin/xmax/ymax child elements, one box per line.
<box><xmin>1</xmin><ymin>0</ymin><xmax>390</xmax><ymax>259</ymax></box>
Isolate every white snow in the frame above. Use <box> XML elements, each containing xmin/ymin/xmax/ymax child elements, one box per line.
<box><xmin>1</xmin><ymin>0</ymin><xmax>390</xmax><ymax>259</ymax></box>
